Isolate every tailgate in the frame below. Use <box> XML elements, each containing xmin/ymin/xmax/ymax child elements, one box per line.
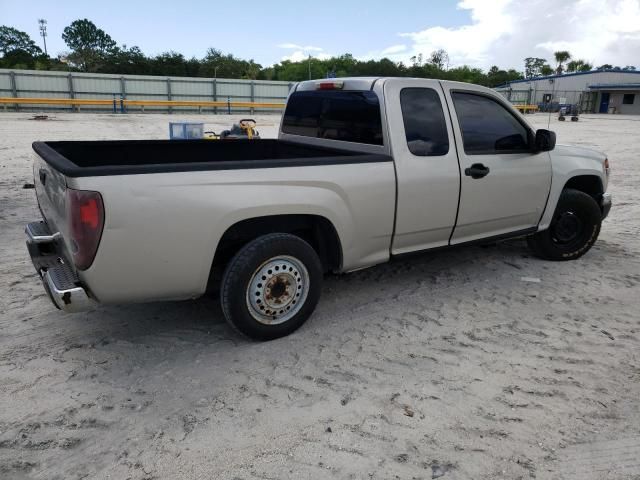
<box><xmin>26</xmin><ymin>147</ymin><xmax>105</xmax><ymax>312</ymax></box>
<box><xmin>33</xmin><ymin>152</ymin><xmax>70</xmax><ymax>247</ymax></box>
<box><xmin>27</xmin><ymin>152</ymin><xmax>96</xmax><ymax>312</ymax></box>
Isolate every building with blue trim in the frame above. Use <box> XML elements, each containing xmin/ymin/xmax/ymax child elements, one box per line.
<box><xmin>495</xmin><ymin>70</ymin><xmax>640</xmax><ymax>114</ymax></box>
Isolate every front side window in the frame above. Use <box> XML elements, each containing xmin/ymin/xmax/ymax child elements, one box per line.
<box><xmin>452</xmin><ymin>92</ymin><xmax>530</xmax><ymax>154</ymax></box>
<box><xmin>400</xmin><ymin>88</ymin><xmax>449</xmax><ymax>156</ymax></box>
<box><xmin>282</xmin><ymin>90</ymin><xmax>383</xmax><ymax>145</ymax></box>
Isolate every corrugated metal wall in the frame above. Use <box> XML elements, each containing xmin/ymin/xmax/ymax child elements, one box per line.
<box><xmin>495</xmin><ymin>70</ymin><xmax>640</xmax><ymax>112</ymax></box>
<box><xmin>505</xmin><ymin>71</ymin><xmax>640</xmax><ymax>93</ymax></box>
<box><xmin>0</xmin><ymin>69</ymin><xmax>293</xmax><ymax>113</ymax></box>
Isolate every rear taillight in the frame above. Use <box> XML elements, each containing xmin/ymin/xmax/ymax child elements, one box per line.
<box><xmin>66</xmin><ymin>189</ymin><xmax>104</xmax><ymax>270</ymax></box>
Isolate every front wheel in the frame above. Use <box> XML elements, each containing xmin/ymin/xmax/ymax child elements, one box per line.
<box><xmin>220</xmin><ymin>233</ymin><xmax>323</xmax><ymax>340</ymax></box>
<box><xmin>527</xmin><ymin>188</ymin><xmax>602</xmax><ymax>261</ymax></box>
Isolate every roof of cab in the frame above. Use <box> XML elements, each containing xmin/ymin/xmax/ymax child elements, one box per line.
<box><xmin>294</xmin><ymin>77</ymin><xmax>473</xmax><ymax>91</ymax></box>
<box><xmin>293</xmin><ymin>78</ymin><xmax>503</xmax><ymax>106</ymax></box>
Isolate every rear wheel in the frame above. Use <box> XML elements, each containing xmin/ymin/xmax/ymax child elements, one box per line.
<box><xmin>220</xmin><ymin>233</ymin><xmax>323</xmax><ymax>340</ymax></box>
<box><xmin>527</xmin><ymin>188</ymin><xmax>601</xmax><ymax>261</ymax></box>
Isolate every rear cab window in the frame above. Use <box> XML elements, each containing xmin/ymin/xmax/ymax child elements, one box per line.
<box><xmin>400</xmin><ymin>88</ymin><xmax>449</xmax><ymax>156</ymax></box>
<box><xmin>282</xmin><ymin>90</ymin><xmax>383</xmax><ymax>145</ymax></box>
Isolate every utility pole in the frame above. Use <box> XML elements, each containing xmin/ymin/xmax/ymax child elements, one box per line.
<box><xmin>38</xmin><ymin>19</ymin><xmax>48</xmax><ymax>56</ymax></box>
<box><xmin>308</xmin><ymin>55</ymin><xmax>311</xmax><ymax>80</ymax></box>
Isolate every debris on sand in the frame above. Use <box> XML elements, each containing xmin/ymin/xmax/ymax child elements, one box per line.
<box><xmin>600</xmin><ymin>329</ymin><xmax>615</xmax><ymax>340</ymax></box>
<box><xmin>520</xmin><ymin>277</ymin><xmax>541</xmax><ymax>283</ymax></box>
<box><xmin>431</xmin><ymin>462</ymin><xmax>456</xmax><ymax>478</ymax></box>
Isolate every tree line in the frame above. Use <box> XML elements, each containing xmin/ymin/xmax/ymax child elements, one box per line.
<box><xmin>524</xmin><ymin>51</ymin><xmax>636</xmax><ymax>78</ymax></box>
<box><xmin>1</xmin><ymin>20</ymin><xmax>636</xmax><ymax>87</ymax></box>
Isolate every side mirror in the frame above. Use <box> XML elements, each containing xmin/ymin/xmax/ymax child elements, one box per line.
<box><xmin>535</xmin><ymin>129</ymin><xmax>556</xmax><ymax>152</ymax></box>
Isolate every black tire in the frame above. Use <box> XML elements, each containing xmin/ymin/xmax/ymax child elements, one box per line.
<box><xmin>220</xmin><ymin>233</ymin><xmax>323</xmax><ymax>340</ymax></box>
<box><xmin>527</xmin><ymin>188</ymin><xmax>601</xmax><ymax>261</ymax></box>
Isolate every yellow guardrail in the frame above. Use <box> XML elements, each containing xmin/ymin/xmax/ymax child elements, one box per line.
<box><xmin>513</xmin><ymin>104</ymin><xmax>539</xmax><ymax>113</ymax></box>
<box><xmin>0</xmin><ymin>97</ymin><xmax>113</xmax><ymax>106</ymax></box>
<box><xmin>0</xmin><ymin>97</ymin><xmax>286</xmax><ymax>110</ymax></box>
<box><xmin>1</xmin><ymin>97</ymin><xmax>538</xmax><ymax>114</ymax></box>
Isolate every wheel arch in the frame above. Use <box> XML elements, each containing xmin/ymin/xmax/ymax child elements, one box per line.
<box><xmin>540</xmin><ymin>170</ymin><xmax>605</xmax><ymax>231</ymax></box>
<box><xmin>563</xmin><ymin>175</ymin><xmax>604</xmax><ymax>199</ymax></box>
<box><xmin>207</xmin><ymin>214</ymin><xmax>343</xmax><ymax>292</ymax></box>
<box><xmin>528</xmin><ymin>186</ymin><xmax>602</xmax><ymax>261</ymax></box>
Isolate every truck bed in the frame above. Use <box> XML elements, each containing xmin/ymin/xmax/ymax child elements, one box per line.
<box><xmin>32</xmin><ymin>139</ymin><xmax>390</xmax><ymax>177</ymax></box>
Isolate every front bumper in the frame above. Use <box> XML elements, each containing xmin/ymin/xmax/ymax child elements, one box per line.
<box><xmin>601</xmin><ymin>192</ymin><xmax>612</xmax><ymax>220</ymax></box>
<box><xmin>25</xmin><ymin>221</ymin><xmax>94</xmax><ymax>313</ymax></box>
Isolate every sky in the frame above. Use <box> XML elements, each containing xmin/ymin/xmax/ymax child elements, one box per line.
<box><xmin>2</xmin><ymin>0</ymin><xmax>640</xmax><ymax>70</ymax></box>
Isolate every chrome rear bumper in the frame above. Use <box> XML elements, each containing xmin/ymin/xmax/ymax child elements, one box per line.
<box><xmin>26</xmin><ymin>221</ymin><xmax>93</xmax><ymax>313</ymax></box>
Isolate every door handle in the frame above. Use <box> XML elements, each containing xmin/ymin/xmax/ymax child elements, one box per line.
<box><xmin>39</xmin><ymin>169</ymin><xmax>47</xmax><ymax>185</ymax></box>
<box><xmin>464</xmin><ymin>163</ymin><xmax>490</xmax><ymax>179</ymax></box>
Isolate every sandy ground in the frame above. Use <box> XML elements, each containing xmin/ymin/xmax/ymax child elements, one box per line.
<box><xmin>0</xmin><ymin>111</ymin><xmax>639</xmax><ymax>480</ymax></box>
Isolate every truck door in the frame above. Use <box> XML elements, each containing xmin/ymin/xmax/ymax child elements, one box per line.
<box><xmin>442</xmin><ymin>86</ymin><xmax>552</xmax><ymax>244</ymax></box>
<box><xmin>383</xmin><ymin>79</ymin><xmax>461</xmax><ymax>254</ymax></box>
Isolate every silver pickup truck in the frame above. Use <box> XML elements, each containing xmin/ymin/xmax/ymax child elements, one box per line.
<box><xmin>26</xmin><ymin>77</ymin><xmax>611</xmax><ymax>340</ymax></box>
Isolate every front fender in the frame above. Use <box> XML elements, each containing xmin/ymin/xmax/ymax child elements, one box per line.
<box><xmin>539</xmin><ymin>145</ymin><xmax>607</xmax><ymax>230</ymax></box>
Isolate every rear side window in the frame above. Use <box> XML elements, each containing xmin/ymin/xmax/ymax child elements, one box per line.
<box><xmin>400</xmin><ymin>88</ymin><xmax>449</xmax><ymax>156</ymax></box>
<box><xmin>452</xmin><ymin>92</ymin><xmax>530</xmax><ymax>154</ymax></box>
<box><xmin>282</xmin><ymin>90</ymin><xmax>383</xmax><ymax>145</ymax></box>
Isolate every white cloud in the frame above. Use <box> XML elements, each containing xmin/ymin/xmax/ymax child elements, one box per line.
<box><xmin>281</xmin><ymin>50</ymin><xmax>332</xmax><ymax>62</ymax></box>
<box><xmin>380</xmin><ymin>44</ymin><xmax>408</xmax><ymax>56</ymax></box>
<box><xmin>278</xmin><ymin>43</ymin><xmax>324</xmax><ymax>52</ymax></box>
<box><xmin>373</xmin><ymin>0</ymin><xmax>640</xmax><ymax>69</ymax></box>
<box><xmin>278</xmin><ymin>42</ymin><xmax>332</xmax><ymax>62</ymax></box>
<box><xmin>397</xmin><ymin>0</ymin><xmax>513</xmax><ymax>67</ymax></box>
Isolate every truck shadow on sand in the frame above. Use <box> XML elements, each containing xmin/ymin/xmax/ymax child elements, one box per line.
<box><xmin>77</xmin><ymin>236</ymin><xmax>563</xmax><ymax>346</ymax></box>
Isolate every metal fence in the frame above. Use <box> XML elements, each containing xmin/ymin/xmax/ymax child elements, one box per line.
<box><xmin>0</xmin><ymin>69</ymin><xmax>293</xmax><ymax>113</ymax></box>
<box><xmin>497</xmin><ymin>88</ymin><xmax>598</xmax><ymax>113</ymax></box>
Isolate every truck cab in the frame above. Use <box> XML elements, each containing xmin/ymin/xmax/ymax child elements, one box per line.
<box><xmin>281</xmin><ymin>77</ymin><xmax>609</xmax><ymax>253</ymax></box>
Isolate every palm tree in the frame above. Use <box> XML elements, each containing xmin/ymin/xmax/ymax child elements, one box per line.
<box><xmin>567</xmin><ymin>59</ymin><xmax>593</xmax><ymax>72</ymax></box>
<box><xmin>554</xmin><ymin>51</ymin><xmax>571</xmax><ymax>74</ymax></box>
